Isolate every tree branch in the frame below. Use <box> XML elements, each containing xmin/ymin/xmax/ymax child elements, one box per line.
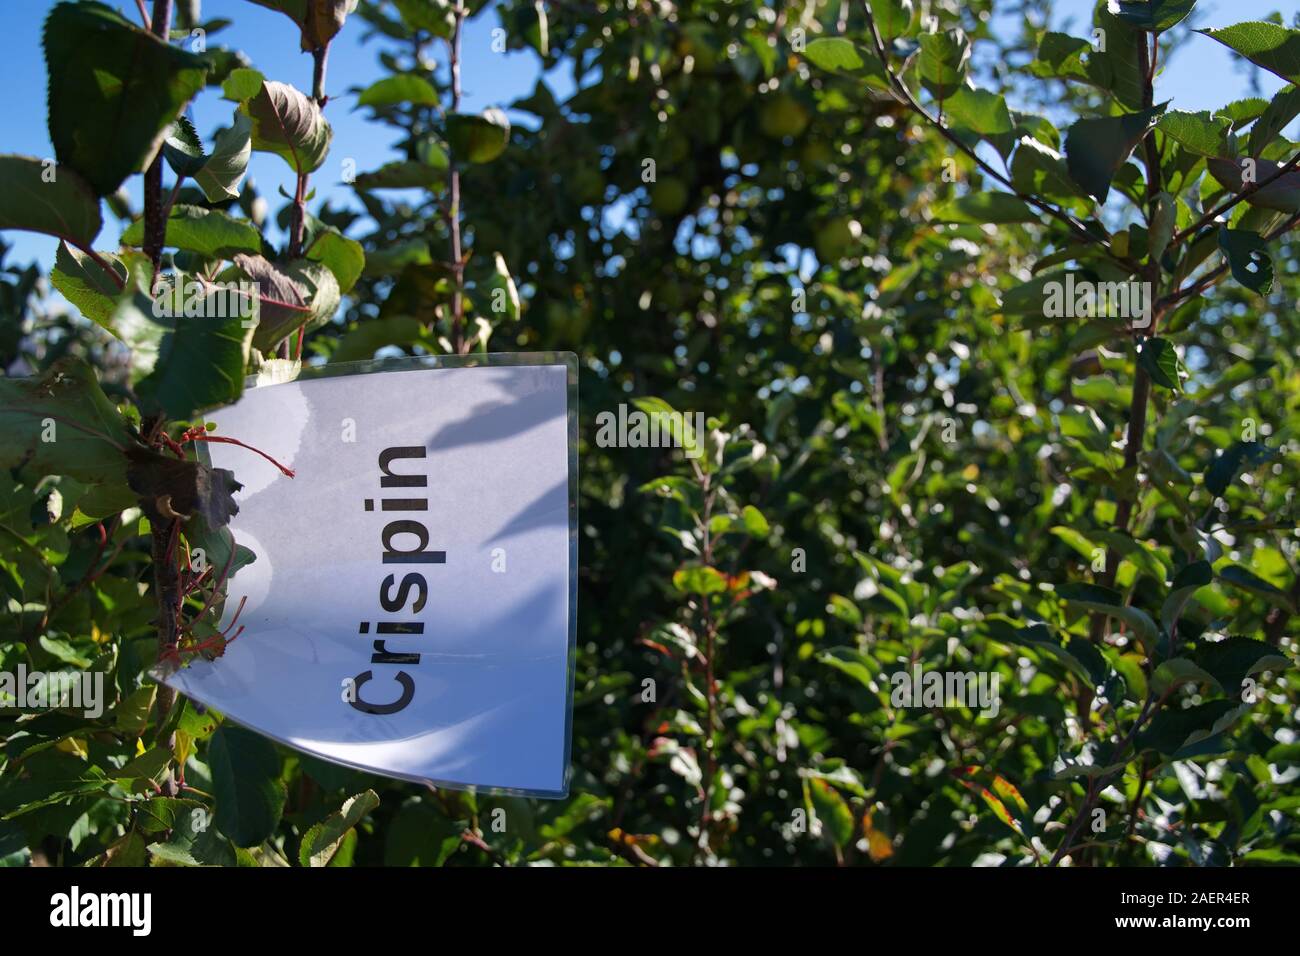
<box><xmin>447</xmin><ymin>0</ymin><xmax>467</xmax><ymax>354</ymax></box>
<box><xmin>1170</xmin><ymin>151</ymin><xmax>1300</xmax><ymax>248</ymax></box>
<box><xmin>1084</xmin><ymin>32</ymin><xmax>1164</xmax><ymax>645</ymax></box>
<box><xmin>142</xmin><ymin>0</ymin><xmax>174</xmax><ymax>273</ymax></box>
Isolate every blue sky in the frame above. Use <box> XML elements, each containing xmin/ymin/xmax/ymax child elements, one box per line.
<box><xmin>0</xmin><ymin>0</ymin><xmax>570</xmax><ymax>265</ymax></box>
<box><xmin>0</xmin><ymin>0</ymin><xmax>1291</xmax><ymax>269</ymax></box>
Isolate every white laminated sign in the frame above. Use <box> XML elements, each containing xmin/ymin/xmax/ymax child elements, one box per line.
<box><xmin>159</xmin><ymin>353</ymin><xmax>577</xmax><ymax>797</ymax></box>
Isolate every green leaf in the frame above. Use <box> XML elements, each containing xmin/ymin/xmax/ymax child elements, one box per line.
<box><xmin>44</xmin><ymin>1</ymin><xmax>209</xmax><ymax>196</ymax></box>
<box><xmin>1155</xmin><ymin>110</ymin><xmax>1233</xmax><ymax>157</ymax></box>
<box><xmin>1065</xmin><ymin>104</ymin><xmax>1166</xmax><ymax>202</ymax></box>
<box><xmin>121</xmin><ymin>204</ymin><xmax>262</xmax><ymax>259</ymax></box>
<box><xmin>1217</xmin><ymin>96</ymin><xmax>1272</xmax><ymax>128</ymax></box>
<box><xmin>1060</xmin><ymin>403</ymin><xmax>1112</xmax><ymax>447</ymax></box>
<box><xmin>1147</xmin><ymin>190</ymin><xmax>1176</xmax><ymax>263</ymax></box>
<box><xmin>945</xmin><ymin>86</ymin><xmax>1014</xmax><ymax>137</ymax></box>
<box><xmin>1193</xmin><ymin>636</ymin><xmax>1290</xmax><ymax>694</ymax></box>
<box><xmin>1028</xmin><ymin>32</ymin><xmax>1092</xmax><ymax>83</ymax></box>
<box><xmin>133</xmin><ymin>299</ymin><xmax>256</xmax><ymax>422</ymax></box>
<box><xmin>378</xmin><ymin>261</ymin><xmax>455</xmax><ymax>320</ymax></box>
<box><xmin>1114</xmin><ymin>654</ymin><xmax>1148</xmax><ymax>700</ymax></box>
<box><xmin>1151</xmin><ymin>657</ymin><xmax>1217</xmax><ymax>695</ymax></box>
<box><xmin>817</xmin><ymin>647</ymin><xmax>877</xmax><ymax>687</ymax></box>
<box><xmin>991</xmin><ymin>775</ymin><xmax>1029</xmax><ymax>818</ymax></box>
<box><xmin>207</xmin><ymin>724</ymin><xmax>287</xmax><ymax>847</ymax></box>
<box><xmin>222</xmin><ymin>66</ymin><xmax>265</xmax><ymax>102</ymax></box>
<box><xmin>931</xmin><ymin>192</ymin><xmax>1039</xmax><ymax>224</ymax></box>
<box><xmin>355</xmin><ymin>74</ymin><xmax>440</xmax><ymax>109</ymax></box>
<box><xmin>673</xmin><ymin>566</ymin><xmax>729</xmax><ymax>595</ymax></box>
<box><xmin>1092</xmin><ymin>5</ymin><xmax>1146</xmax><ymax>109</ymax></box>
<box><xmin>1137</xmin><ymin>337</ymin><xmax>1184</xmax><ymax>390</ymax></box>
<box><xmin>446</xmin><ymin>108</ymin><xmax>511</xmax><ymax>164</ymax></box>
<box><xmin>193</xmin><ymin>113</ymin><xmax>253</xmax><ymax>203</ymax></box>
<box><xmin>991</xmin><ymin>623</ymin><xmax>1110</xmax><ymax>686</ymax></box>
<box><xmin>383</xmin><ymin>799</ymin><xmax>460</xmax><ymax>866</ymax></box>
<box><xmin>918</xmin><ymin>29</ymin><xmax>970</xmax><ymax>101</ymax></box>
<box><xmin>231</xmin><ymin>254</ymin><xmax>309</xmax><ymax>344</ymax></box>
<box><xmin>1248</xmin><ymin>84</ymin><xmax>1300</xmax><ymax>156</ymax></box>
<box><xmin>185</xmin><ymin>517</ymin><xmax>255</xmax><ymax>581</ymax></box>
<box><xmin>471</xmin><ymin>252</ymin><xmax>520</xmax><ymax>321</ymax></box>
<box><xmin>1092</xmin><ymin>529</ymin><xmax>1169</xmax><ymax>582</ymax></box>
<box><xmin>245</xmin><ymin>259</ymin><xmax>341</xmax><ymax>350</ymax></box>
<box><xmin>803</xmin><ymin>37</ymin><xmax>864</xmax><ymax>72</ymax></box>
<box><xmin>197</xmin><ymin>47</ymin><xmax>252</xmax><ymax>89</ymax></box>
<box><xmin>1051</xmin><ymin>524</ymin><xmax>1100</xmax><ymax>559</ymax></box>
<box><xmin>1071</xmin><ymin>375</ymin><xmax>1130</xmax><ymax>409</ymax></box>
<box><xmin>741</xmin><ymin>504</ymin><xmax>770</xmax><ymax>538</ymax></box>
<box><xmin>825</xmin><ymin>593</ymin><xmax>863</xmax><ymax>627</ymax></box>
<box><xmin>361</xmin><ymin>238</ymin><xmax>431</xmax><ymax>277</ymax></box>
<box><xmin>1010</xmin><ymin>137</ymin><xmax>1086</xmax><ymax>202</ymax></box>
<box><xmin>113</xmin><ymin>746</ymin><xmax>172</xmax><ymax>792</ymax></box>
<box><xmin>0</xmin><ymin>358</ymin><xmax>135</xmax><ymax>487</ymax></box>
<box><xmin>1218</xmin><ymin>227</ymin><xmax>1274</xmax><ymax>294</ymax></box>
<box><xmin>391</xmin><ymin>0</ymin><xmax>454</xmax><ymax>37</ymax></box>
<box><xmin>0</xmin><ymin>155</ymin><xmax>102</xmax><ymax>246</ymax></box>
<box><xmin>809</xmin><ymin>779</ymin><xmax>854</xmax><ymax>848</ymax></box>
<box><xmin>972</xmin><ymin>782</ymin><xmax>1022</xmax><ymax>836</ymax></box>
<box><xmin>50</xmin><ymin>242</ymin><xmax>126</xmax><ymax>328</ymax></box>
<box><xmin>38</xmin><ymin>635</ymin><xmax>91</xmax><ymax>668</ymax></box>
<box><xmin>1196</xmin><ymin>22</ymin><xmax>1300</xmax><ymax>85</ymax></box>
<box><xmin>108</xmin><ymin>259</ymin><xmax>169</xmax><ymax>384</ymax></box>
<box><xmin>1110</xmin><ymin>0</ymin><xmax>1198</xmax><ymax>32</ymax></box>
<box><xmin>146</xmin><ymin>802</ymin><xmax>237</xmax><ymax>866</ymax></box>
<box><xmin>329</xmin><ymin>316</ymin><xmax>427</xmax><ymax>363</ymax></box>
<box><xmin>1160</xmin><ymin>560</ymin><xmax>1213</xmax><ymax>636</ymax></box>
<box><xmin>306</xmin><ymin>226</ymin><xmax>365</xmax><ymax>295</ymax></box>
<box><xmin>868</xmin><ymin>0</ymin><xmax>915</xmax><ymax>40</ymax></box>
<box><xmin>1206</xmin><ymin>157</ymin><xmax>1300</xmax><ymax>213</ymax></box>
<box><xmin>1204</xmin><ymin>440</ymin><xmax>1276</xmax><ymax>496</ymax></box>
<box><xmin>1137</xmin><ymin>699</ymin><xmax>1248</xmax><ymax>757</ymax></box>
<box><xmin>1056</xmin><ymin>582</ymin><xmax>1159</xmax><ymax>651</ymax></box>
<box><xmin>352</xmin><ymin>160</ymin><xmax>445</xmax><ymax>190</ymax></box>
<box><xmin>299</xmin><ymin>789</ymin><xmax>379</xmax><ymax>866</ymax></box>
<box><xmin>245</xmin><ymin>0</ymin><xmax>359</xmax><ymax>51</ymax></box>
<box><xmin>162</xmin><ymin>116</ymin><xmax>208</xmax><ymax>178</ymax></box>
<box><xmin>115</xmin><ymin>685</ymin><xmax>158</xmax><ymax>737</ymax></box>
<box><xmin>1218</xmin><ymin>565</ymin><xmax>1296</xmax><ymax>613</ymax></box>
<box><xmin>0</xmin><ymin>765</ymin><xmax>112</xmax><ymax>818</ymax></box>
<box><xmin>102</xmin><ymin>831</ymin><xmax>148</xmax><ymax>867</ymax></box>
<box><xmin>240</xmin><ymin>80</ymin><xmax>332</xmax><ymax>174</ymax></box>
<box><xmin>1242</xmin><ymin>849</ymin><xmax>1300</xmax><ymax>866</ymax></box>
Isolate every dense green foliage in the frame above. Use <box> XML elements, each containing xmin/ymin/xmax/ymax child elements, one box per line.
<box><xmin>1</xmin><ymin>0</ymin><xmax>1299</xmax><ymax>867</ymax></box>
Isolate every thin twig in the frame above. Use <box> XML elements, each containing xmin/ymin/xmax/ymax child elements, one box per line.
<box><xmin>1158</xmin><ymin>209</ymin><xmax>1300</xmax><ymax>311</ymax></box>
<box><xmin>1170</xmin><ymin>151</ymin><xmax>1300</xmax><ymax>247</ymax></box>
<box><xmin>1049</xmin><ymin>689</ymin><xmax>1168</xmax><ymax>866</ymax></box>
